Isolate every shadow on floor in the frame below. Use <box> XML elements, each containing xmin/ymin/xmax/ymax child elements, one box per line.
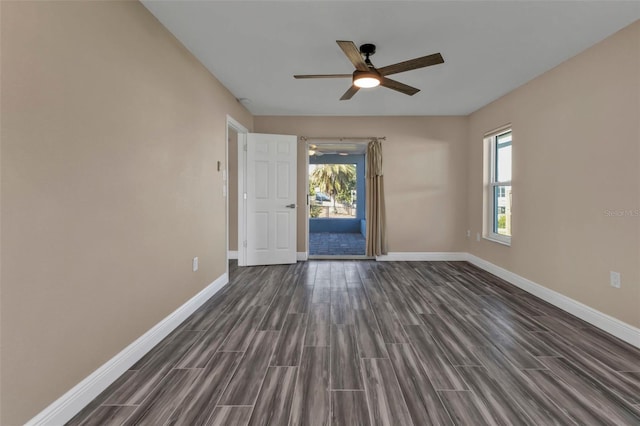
<box><xmin>309</xmin><ymin>232</ymin><xmax>365</xmax><ymax>256</ymax></box>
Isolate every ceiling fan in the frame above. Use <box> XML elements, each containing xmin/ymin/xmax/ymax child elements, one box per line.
<box><xmin>294</xmin><ymin>41</ymin><xmax>444</xmax><ymax>100</ymax></box>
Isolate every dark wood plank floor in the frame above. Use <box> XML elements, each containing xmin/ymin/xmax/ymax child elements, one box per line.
<box><xmin>68</xmin><ymin>260</ymin><xmax>640</xmax><ymax>426</ymax></box>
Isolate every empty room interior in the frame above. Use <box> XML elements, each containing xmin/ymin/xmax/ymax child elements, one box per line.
<box><xmin>2</xmin><ymin>1</ymin><xmax>640</xmax><ymax>425</ymax></box>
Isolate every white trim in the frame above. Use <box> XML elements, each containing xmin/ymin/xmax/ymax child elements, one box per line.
<box><xmin>227</xmin><ymin>116</ymin><xmax>249</xmax><ymax>267</ymax></box>
<box><xmin>376</xmin><ymin>252</ymin><xmax>468</xmax><ymax>262</ymax></box>
<box><xmin>465</xmin><ymin>254</ymin><xmax>640</xmax><ymax>349</ymax></box>
<box><xmin>297</xmin><ymin>252</ymin><xmax>308</xmax><ymax>261</ymax></box>
<box><xmin>228</xmin><ymin>250</ymin><xmax>239</xmax><ymax>260</ymax></box>
<box><xmin>483</xmin><ymin>235</ymin><xmax>511</xmax><ymax>246</ymax></box>
<box><xmin>26</xmin><ymin>273</ymin><xmax>229</xmax><ymax>426</ymax></box>
<box><xmin>305</xmin><ymin>139</ymin><xmax>310</xmax><ymax>258</ymax></box>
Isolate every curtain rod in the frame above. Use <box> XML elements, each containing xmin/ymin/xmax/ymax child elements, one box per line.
<box><xmin>299</xmin><ymin>136</ymin><xmax>386</xmax><ymax>142</ymax></box>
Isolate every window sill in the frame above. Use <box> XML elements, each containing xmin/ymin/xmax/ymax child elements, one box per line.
<box><xmin>483</xmin><ymin>235</ymin><xmax>511</xmax><ymax>246</ymax></box>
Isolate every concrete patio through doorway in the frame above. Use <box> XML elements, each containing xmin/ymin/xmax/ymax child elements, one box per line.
<box><xmin>309</xmin><ymin>232</ymin><xmax>366</xmax><ymax>256</ymax></box>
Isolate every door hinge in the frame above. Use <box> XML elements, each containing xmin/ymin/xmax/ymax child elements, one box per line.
<box><xmin>243</xmin><ymin>192</ymin><xmax>247</xmax><ymax>200</ymax></box>
<box><xmin>243</xmin><ymin>240</ymin><xmax>247</xmax><ymax>248</ymax></box>
<box><xmin>243</xmin><ymin>143</ymin><xmax>247</xmax><ymax>152</ymax></box>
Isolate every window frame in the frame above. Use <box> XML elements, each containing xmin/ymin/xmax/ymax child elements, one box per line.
<box><xmin>485</xmin><ymin>128</ymin><xmax>512</xmax><ymax>246</ymax></box>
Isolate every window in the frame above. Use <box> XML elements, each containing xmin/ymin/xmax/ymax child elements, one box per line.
<box><xmin>485</xmin><ymin>128</ymin><xmax>512</xmax><ymax>244</ymax></box>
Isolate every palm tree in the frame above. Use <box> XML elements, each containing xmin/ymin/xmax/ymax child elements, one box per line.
<box><xmin>311</xmin><ymin>164</ymin><xmax>356</xmax><ymax>212</ymax></box>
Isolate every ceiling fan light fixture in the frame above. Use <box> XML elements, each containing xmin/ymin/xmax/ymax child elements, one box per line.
<box><xmin>353</xmin><ymin>70</ymin><xmax>381</xmax><ymax>88</ymax></box>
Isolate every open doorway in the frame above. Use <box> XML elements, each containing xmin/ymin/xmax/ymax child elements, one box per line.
<box><xmin>226</xmin><ymin>116</ymin><xmax>248</xmax><ymax>271</ymax></box>
<box><xmin>307</xmin><ymin>142</ymin><xmax>367</xmax><ymax>258</ymax></box>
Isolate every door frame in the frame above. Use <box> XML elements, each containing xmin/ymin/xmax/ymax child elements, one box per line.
<box><xmin>226</xmin><ymin>115</ymin><xmax>248</xmax><ymax>268</ymax></box>
<box><xmin>306</xmin><ymin>141</ymin><xmax>369</xmax><ymax>259</ymax></box>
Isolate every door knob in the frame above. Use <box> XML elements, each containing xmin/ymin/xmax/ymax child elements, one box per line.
<box><xmin>286</xmin><ymin>204</ymin><xmax>296</xmax><ymax>209</ymax></box>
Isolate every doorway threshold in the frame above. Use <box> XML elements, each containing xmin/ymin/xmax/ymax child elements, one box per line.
<box><xmin>308</xmin><ymin>255</ymin><xmax>374</xmax><ymax>260</ymax></box>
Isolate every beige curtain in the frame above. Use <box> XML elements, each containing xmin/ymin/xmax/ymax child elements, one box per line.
<box><xmin>365</xmin><ymin>139</ymin><xmax>387</xmax><ymax>256</ymax></box>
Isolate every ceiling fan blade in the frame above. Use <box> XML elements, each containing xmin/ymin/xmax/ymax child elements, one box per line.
<box><xmin>381</xmin><ymin>77</ymin><xmax>420</xmax><ymax>96</ymax></box>
<box><xmin>294</xmin><ymin>74</ymin><xmax>352</xmax><ymax>79</ymax></box>
<box><xmin>377</xmin><ymin>53</ymin><xmax>444</xmax><ymax>76</ymax></box>
<box><xmin>340</xmin><ymin>85</ymin><xmax>360</xmax><ymax>101</ymax></box>
<box><xmin>336</xmin><ymin>41</ymin><xmax>368</xmax><ymax>71</ymax></box>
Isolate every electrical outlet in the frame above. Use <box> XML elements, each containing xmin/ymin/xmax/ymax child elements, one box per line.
<box><xmin>466</xmin><ymin>230</ymin><xmax>471</xmax><ymax>238</ymax></box>
<box><xmin>476</xmin><ymin>232</ymin><xmax>481</xmax><ymax>242</ymax></box>
<box><xmin>610</xmin><ymin>271</ymin><xmax>621</xmax><ymax>288</ymax></box>
<box><xmin>193</xmin><ymin>257</ymin><xmax>199</xmax><ymax>272</ymax></box>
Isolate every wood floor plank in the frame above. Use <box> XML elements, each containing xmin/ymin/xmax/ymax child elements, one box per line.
<box><xmin>361</xmin><ymin>358</ymin><xmax>413</xmax><ymax>426</ymax></box>
<box><xmin>331</xmin><ymin>324</ymin><xmax>364</xmax><ymax>390</ymax></box>
<box><xmin>456</xmin><ymin>366</ymin><xmax>531</xmax><ymax>425</ymax></box>
<box><xmin>354</xmin><ymin>309</ymin><xmax>388</xmax><ymax>358</ymax></box>
<box><xmin>290</xmin><ymin>346</ymin><xmax>330</xmax><ymax>426</ymax></box>
<box><xmin>248</xmin><ymin>367</ymin><xmax>297</xmax><ymax>426</ymax></box>
<box><xmin>382</xmin><ymin>288</ymin><xmax>422</xmax><ymax>325</ymax></box>
<box><xmin>469</xmin><ymin>313</ymin><xmax>559</xmax><ymax>357</ymax></box>
<box><xmin>130</xmin><ymin>328</ymin><xmax>201</xmax><ymax>371</ymax></box>
<box><xmin>578</xmin><ymin>325</ymin><xmax>640</xmax><ymax>364</ymax></box>
<box><xmin>312</xmin><ymin>287</ymin><xmax>331</xmax><ymax>304</ymax></box>
<box><xmin>348</xmin><ymin>287</ymin><xmax>370</xmax><ymax>310</ymax></box>
<box><xmin>331</xmin><ymin>391</ymin><xmax>371</xmax><ymax>426</ymax></box>
<box><xmin>403</xmin><ymin>325</ymin><xmax>467</xmax><ymax>391</ymax></box>
<box><xmin>538</xmin><ymin>316</ymin><xmax>640</xmax><ymax>373</ymax></box>
<box><xmin>219</xmin><ymin>330</ymin><xmax>279</xmax><ymax>406</ymax></box>
<box><xmin>470</xmin><ymin>344</ymin><xmax>575</xmax><ymax>425</ymax></box>
<box><xmin>481</xmin><ymin>296</ymin><xmax>548</xmax><ymax>332</ymax></box>
<box><xmin>177</xmin><ymin>311</ymin><xmax>240</xmax><ymax>368</ymax></box>
<box><xmin>259</xmin><ymin>294</ymin><xmax>294</xmax><ymax>330</ymax></box>
<box><xmin>288</xmin><ymin>283</ymin><xmax>313</xmax><ymax>313</ymax></box>
<box><xmin>437</xmin><ymin>391</ymin><xmax>495</xmax><ymax>426</ymax></box>
<box><xmin>305</xmin><ymin>322</ymin><xmax>330</xmax><ymax>347</ymax></box>
<box><xmin>331</xmin><ymin>290</ymin><xmax>355</xmax><ymax>325</ymax></box>
<box><xmin>420</xmin><ymin>314</ymin><xmax>480</xmax><ymax>366</ymax></box>
<box><xmin>370</xmin><ymin>302</ymin><xmax>407</xmax><ymax>344</ymax></box>
<box><xmin>166</xmin><ymin>351</ymin><xmax>243</xmax><ymax>425</ymax></box>
<box><xmin>387</xmin><ymin>343</ymin><xmax>453</xmax><ymax>425</ymax></box>
<box><xmin>331</xmin><ymin>261</ymin><xmax>347</xmax><ymax>289</ymax></box>
<box><xmin>75</xmin><ymin>406</ymin><xmax>137</xmax><ymax>426</ymax></box>
<box><xmin>523</xmin><ymin>368</ymin><xmax>620</xmax><ymax>426</ymax></box>
<box><xmin>219</xmin><ymin>305</ymin><xmax>267</xmax><ymax>351</ymax></box>
<box><xmin>305</xmin><ymin>304</ymin><xmax>330</xmax><ymax>347</ymax></box>
<box><xmin>182</xmin><ymin>303</ymin><xmax>226</xmax><ymax>331</ymax></box>
<box><xmin>345</xmin><ymin>263</ymin><xmax>363</xmax><ymax>287</ymax></box>
<box><xmin>206</xmin><ymin>406</ymin><xmax>252</xmax><ymax>426</ymax></box>
<box><xmin>539</xmin><ymin>356</ymin><xmax>640</xmax><ymax>424</ymax></box>
<box><xmin>271</xmin><ymin>313</ymin><xmax>306</xmax><ymax>366</ymax></box>
<box><xmin>123</xmin><ymin>369</ymin><xmax>200</xmax><ymax>426</ymax></box>
<box><xmin>532</xmin><ymin>331</ymin><xmax>640</xmax><ymax>405</ymax></box>
<box><xmin>104</xmin><ymin>330</ymin><xmax>201</xmax><ymax>405</ymax></box>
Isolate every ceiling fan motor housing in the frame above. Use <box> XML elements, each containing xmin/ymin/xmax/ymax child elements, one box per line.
<box><xmin>359</xmin><ymin>43</ymin><xmax>376</xmax><ymax>57</ymax></box>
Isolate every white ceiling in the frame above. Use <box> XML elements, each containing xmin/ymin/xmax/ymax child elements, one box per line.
<box><xmin>141</xmin><ymin>1</ymin><xmax>639</xmax><ymax>116</ymax></box>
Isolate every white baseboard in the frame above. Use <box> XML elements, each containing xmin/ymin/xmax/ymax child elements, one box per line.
<box><xmin>297</xmin><ymin>252</ymin><xmax>308</xmax><ymax>261</ymax></box>
<box><xmin>465</xmin><ymin>254</ymin><xmax>640</xmax><ymax>349</ymax></box>
<box><xmin>26</xmin><ymin>273</ymin><xmax>229</xmax><ymax>426</ymax></box>
<box><xmin>376</xmin><ymin>252</ymin><xmax>468</xmax><ymax>262</ymax></box>
<box><xmin>228</xmin><ymin>250</ymin><xmax>238</xmax><ymax>260</ymax></box>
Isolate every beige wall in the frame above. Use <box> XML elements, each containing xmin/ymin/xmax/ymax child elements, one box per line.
<box><xmin>254</xmin><ymin>116</ymin><xmax>469</xmax><ymax>253</ymax></box>
<box><xmin>0</xmin><ymin>2</ymin><xmax>252</xmax><ymax>424</ymax></box>
<box><xmin>466</xmin><ymin>21</ymin><xmax>640</xmax><ymax>327</ymax></box>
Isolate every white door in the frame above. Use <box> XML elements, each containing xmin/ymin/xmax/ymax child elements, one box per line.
<box><xmin>245</xmin><ymin>133</ymin><xmax>297</xmax><ymax>266</ymax></box>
